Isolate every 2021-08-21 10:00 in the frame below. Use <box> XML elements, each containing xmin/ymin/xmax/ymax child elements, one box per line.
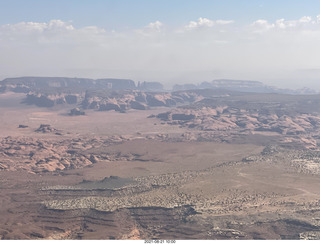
<box><xmin>144</xmin><ymin>240</ymin><xmax>176</xmax><ymax>243</ymax></box>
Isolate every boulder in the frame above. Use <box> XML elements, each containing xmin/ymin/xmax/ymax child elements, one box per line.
<box><xmin>18</xmin><ymin>124</ymin><xmax>28</xmax><ymax>128</ymax></box>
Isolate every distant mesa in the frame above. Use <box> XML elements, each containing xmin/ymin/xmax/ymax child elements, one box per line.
<box><xmin>0</xmin><ymin>76</ymin><xmax>167</xmax><ymax>109</ymax></box>
<box><xmin>173</xmin><ymin>79</ymin><xmax>319</xmax><ymax>94</ymax></box>
<box><xmin>0</xmin><ymin>76</ymin><xmax>318</xmax><ymax>96</ymax></box>
<box><xmin>0</xmin><ymin>77</ymin><xmax>136</xmax><ymax>91</ymax></box>
<box><xmin>173</xmin><ymin>83</ymin><xmax>198</xmax><ymax>91</ymax></box>
<box><xmin>95</xmin><ymin>78</ymin><xmax>136</xmax><ymax>90</ymax></box>
<box><xmin>1</xmin><ymin>76</ymin><xmax>319</xmax><ymax>113</ymax></box>
<box><xmin>137</xmin><ymin>81</ymin><xmax>164</xmax><ymax>91</ymax></box>
<box><xmin>173</xmin><ymin>79</ymin><xmax>270</xmax><ymax>92</ymax></box>
<box><xmin>0</xmin><ymin>77</ymin><xmax>165</xmax><ymax>92</ymax></box>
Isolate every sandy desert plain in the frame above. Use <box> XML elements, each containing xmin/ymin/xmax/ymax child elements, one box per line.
<box><xmin>0</xmin><ymin>79</ymin><xmax>320</xmax><ymax>240</ymax></box>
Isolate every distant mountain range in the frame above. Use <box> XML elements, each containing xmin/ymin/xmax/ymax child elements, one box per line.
<box><xmin>0</xmin><ymin>76</ymin><xmax>318</xmax><ymax>95</ymax></box>
<box><xmin>0</xmin><ymin>76</ymin><xmax>164</xmax><ymax>93</ymax></box>
<box><xmin>173</xmin><ymin>79</ymin><xmax>319</xmax><ymax>95</ymax></box>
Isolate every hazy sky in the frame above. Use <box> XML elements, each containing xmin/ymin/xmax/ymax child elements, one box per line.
<box><xmin>1</xmin><ymin>0</ymin><xmax>320</xmax><ymax>89</ymax></box>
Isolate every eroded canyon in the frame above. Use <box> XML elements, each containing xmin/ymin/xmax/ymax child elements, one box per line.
<box><xmin>0</xmin><ymin>78</ymin><xmax>320</xmax><ymax>240</ymax></box>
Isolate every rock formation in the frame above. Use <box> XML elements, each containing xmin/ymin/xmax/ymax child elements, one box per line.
<box><xmin>69</xmin><ymin>108</ymin><xmax>85</xmax><ymax>116</ymax></box>
<box><xmin>35</xmin><ymin>124</ymin><xmax>63</xmax><ymax>135</ymax></box>
<box><xmin>155</xmin><ymin>93</ymin><xmax>320</xmax><ymax>149</ymax></box>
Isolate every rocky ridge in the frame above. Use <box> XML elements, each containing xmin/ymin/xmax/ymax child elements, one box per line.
<box><xmin>155</xmin><ymin>94</ymin><xmax>320</xmax><ymax>149</ymax></box>
<box><xmin>43</xmin><ymin>146</ymin><xmax>320</xmax><ymax>213</ymax></box>
<box><xmin>42</xmin><ymin>147</ymin><xmax>320</xmax><ymax>239</ymax></box>
<box><xmin>24</xmin><ymin>93</ymin><xmax>81</xmax><ymax>107</ymax></box>
<box><xmin>0</xmin><ymin>135</ymin><xmax>135</xmax><ymax>173</ymax></box>
<box><xmin>22</xmin><ymin>89</ymin><xmax>202</xmax><ymax>111</ymax></box>
<box><xmin>81</xmin><ymin>90</ymin><xmax>201</xmax><ymax>112</ymax></box>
